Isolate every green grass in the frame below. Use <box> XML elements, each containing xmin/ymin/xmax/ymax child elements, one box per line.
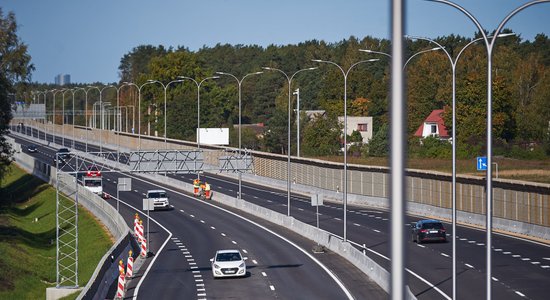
<box><xmin>0</xmin><ymin>165</ymin><xmax>113</xmax><ymax>299</ymax></box>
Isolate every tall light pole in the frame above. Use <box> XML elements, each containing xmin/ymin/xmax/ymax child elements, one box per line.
<box><xmin>177</xmin><ymin>76</ymin><xmax>219</xmax><ymax>159</ymax></box>
<box><xmin>34</xmin><ymin>91</ymin><xmax>47</xmax><ymax>142</ymax></box>
<box><xmin>293</xmin><ymin>88</ymin><xmax>301</xmax><ymax>157</ymax></box>
<box><xmin>74</xmin><ymin>86</ymin><xmax>97</xmax><ymax>152</ymax></box>
<box><xmin>124</xmin><ymin>80</ymin><xmax>159</xmax><ymax>151</ymax></box>
<box><xmin>51</xmin><ymin>89</ymin><xmax>65</xmax><ymax>146</ymax></box>
<box><xmin>215</xmin><ymin>71</ymin><xmax>263</xmax><ymax>199</ymax></box>
<box><xmin>146</xmin><ymin>79</ymin><xmax>186</xmax><ymax>150</ymax></box>
<box><xmin>311</xmin><ymin>58</ymin><xmax>378</xmax><ymax>242</ymax></box>
<box><xmin>429</xmin><ymin>1</ymin><xmax>548</xmax><ymax>298</ymax></box>
<box><xmin>88</xmin><ymin>85</ymin><xmax>115</xmax><ymax>152</ymax></box>
<box><xmin>406</xmin><ymin>33</ymin><xmax>514</xmax><ymax>300</ymax></box>
<box><xmin>62</xmin><ymin>89</ymin><xmax>74</xmax><ymax>148</ymax></box>
<box><xmin>261</xmin><ymin>66</ymin><xmax>318</xmax><ymax>216</ymax></box>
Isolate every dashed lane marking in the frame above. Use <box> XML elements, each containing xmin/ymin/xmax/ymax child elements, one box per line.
<box><xmin>465</xmin><ymin>264</ymin><xmax>474</xmax><ymax>268</ymax></box>
<box><xmin>515</xmin><ymin>291</ymin><xmax>526</xmax><ymax>297</ymax></box>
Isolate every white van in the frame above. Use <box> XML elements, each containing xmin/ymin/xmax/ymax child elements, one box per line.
<box><xmin>146</xmin><ymin>189</ymin><xmax>170</xmax><ymax>210</ymax></box>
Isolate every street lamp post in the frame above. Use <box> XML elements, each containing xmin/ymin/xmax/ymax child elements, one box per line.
<box><xmin>177</xmin><ymin>75</ymin><xmax>219</xmax><ymax>180</ymax></box>
<box><xmin>88</xmin><ymin>85</ymin><xmax>115</xmax><ymax>153</ymax></box>
<box><xmin>311</xmin><ymin>59</ymin><xmax>378</xmax><ymax>242</ymax></box>
<box><xmin>215</xmin><ymin>71</ymin><xmax>263</xmax><ymax>199</ymax></box>
<box><xmin>406</xmin><ymin>33</ymin><xmax>514</xmax><ymax>300</ymax></box>
<box><xmin>51</xmin><ymin>89</ymin><xmax>65</xmax><ymax>146</ymax></box>
<box><xmin>293</xmin><ymin>88</ymin><xmax>300</xmax><ymax>157</ymax></box>
<box><xmin>261</xmin><ymin>66</ymin><xmax>318</xmax><ymax>216</ymax></box>
<box><xmin>428</xmin><ymin>1</ymin><xmax>548</xmax><ymax>298</ymax></box>
<box><xmin>146</xmin><ymin>79</ymin><xmax>186</xmax><ymax>150</ymax></box>
<box><xmin>124</xmin><ymin>81</ymin><xmax>159</xmax><ymax>151</ymax></box>
<box><xmin>74</xmin><ymin>86</ymin><xmax>97</xmax><ymax>152</ymax></box>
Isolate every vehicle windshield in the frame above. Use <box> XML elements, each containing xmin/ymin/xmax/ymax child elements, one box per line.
<box><xmin>148</xmin><ymin>192</ymin><xmax>167</xmax><ymax>198</ymax></box>
<box><xmin>58</xmin><ymin>148</ymin><xmax>69</xmax><ymax>153</ymax></box>
<box><xmin>422</xmin><ymin>222</ymin><xmax>444</xmax><ymax>229</ymax></box>
<box><xmin>84</xmin><ymin>179</ymin><xmax>101</xmax><ymax>187</ymax></box>
<box><xmin>216</xmin><ymin>252</ymin><xmax>241</xmax><ymax>262</ymax></box>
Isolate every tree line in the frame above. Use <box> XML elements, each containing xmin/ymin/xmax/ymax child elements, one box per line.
<box><xmin>19</xmin><ymin>31</ymin><xmax>550</xmax><ymax>160</ymax></box>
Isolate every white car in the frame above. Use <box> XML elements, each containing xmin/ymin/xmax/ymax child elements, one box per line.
<box><xmin>146</xmin><ymin>189</ymin><xmax>170</xmax><ymax>210</ymax></box>
<box><xmin>210</xmin><ymin>249</ymin><xmax>247</xmax><ymax>278</ymax></box>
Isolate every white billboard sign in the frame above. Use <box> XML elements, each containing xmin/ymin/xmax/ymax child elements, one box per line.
<box><xmin>197</xmin><ymin>128</ymin><xmax>229</xmax><ymax>145</ymax></box>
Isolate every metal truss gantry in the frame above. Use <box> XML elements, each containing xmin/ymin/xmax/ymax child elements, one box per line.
<box><xmin>53</xmin><ymin>147</ymin><xmax>253</xmax><ymax>287</ymax></box>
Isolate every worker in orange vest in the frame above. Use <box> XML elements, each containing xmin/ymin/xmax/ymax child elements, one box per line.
<box><xmin>204</xmin><ymin>181</ymin><xmax>212</xmax><ymax>200</ymax></box>
<box><xmin>193</xmin><ymin>178</ymin><xmax>201</xmax><ymax>196</ymax></box>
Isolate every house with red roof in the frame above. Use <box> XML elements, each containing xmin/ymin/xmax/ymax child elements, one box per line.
<box><xmin>414</xmin><ymin>109</ymin><xmax>451</xmax><ymax>141</ymax></box>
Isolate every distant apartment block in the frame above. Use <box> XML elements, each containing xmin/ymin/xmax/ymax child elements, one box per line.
<box><xmin>55</xmin><ymin>74</ymin><xmax>71</xmax><ymax>85</ymax></box>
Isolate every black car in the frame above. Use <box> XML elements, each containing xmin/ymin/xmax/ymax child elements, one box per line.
<box><xmin>27</xmin><ymin>144</ymin><xmax>38</xmax><ymax>153</ymax></box>
<box><xmin>53</xmin><ymin>148</ymin><xmax>71</xmax><ymax>165</ymax></box>
<box><xmin>411</xmin><ymin>219</ymin><xmax>447</xmax><ymax>243</ymax></box>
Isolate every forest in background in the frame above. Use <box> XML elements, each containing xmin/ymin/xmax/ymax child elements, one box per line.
<box><xmin>24</xmin><ymin>31</ymin><xmax>550</xmax><ymax>160</ymax></box>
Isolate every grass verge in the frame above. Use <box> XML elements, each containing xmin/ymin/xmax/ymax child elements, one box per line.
<box><xmin>0</xmin><ymin>164</ymin><xmax>113</xmax><ymax>299</ymax></box>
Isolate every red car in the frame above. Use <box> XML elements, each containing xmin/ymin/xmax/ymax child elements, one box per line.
<box><xmin>86</xmin><ymin>165</ymin><xmax>101</xmax><ymax>177</ymax></box>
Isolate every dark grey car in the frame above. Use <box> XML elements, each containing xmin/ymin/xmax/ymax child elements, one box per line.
<box><xmin>411</xmin><ymin>219</ymin><xmax>447</xmax><ymax>243</ymax></box>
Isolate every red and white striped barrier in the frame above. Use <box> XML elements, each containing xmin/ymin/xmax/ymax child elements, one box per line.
<box><xmin>126</xmin><ymin>250</ymin><xmax>134</xmax><ymax>278</ymax></box>
<box><xmin>116</xmin><ymin>269</ymin><xmax>125</xmax><ymax>299</ymax></box>
<box><xmin>140</xmin><ymin>237</ymin><xmax>147</xmax><ymax>257</ymax></box>
<box><xmin>118</xmin><ymin>259</ymin><xmax>124</xmax><ymax>275</ymax></box>
<box><xmin>136</xmin><ymin>220</ymin><xmax>144</xmax><ymax>243</ymax></box>
<box><xmin>133</xmin><ymin>214</ymin><xmax>140</xmax><ymax>237</ymax></box>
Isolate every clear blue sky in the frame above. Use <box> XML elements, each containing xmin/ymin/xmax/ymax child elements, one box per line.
<box><xmin>3</xmin><ymin>0</ymin><xmax>549</xmax><ymax>84</ymax></box>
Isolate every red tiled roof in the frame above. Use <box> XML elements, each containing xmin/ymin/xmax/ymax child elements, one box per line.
<box><xmin>414</xmin><ymin>109</ymin><xmax>449</xmax><ymax>138</ymax></box>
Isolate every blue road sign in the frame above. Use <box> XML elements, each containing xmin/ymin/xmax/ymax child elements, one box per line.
<box><xmin>477</xmin><ymin>156</ymin><xmax>487</xmax><ymax>171</ymax></box>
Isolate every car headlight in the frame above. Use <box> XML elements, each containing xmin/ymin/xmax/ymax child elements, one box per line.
<box><xmin>213</xmin><ymin>263</ymin><xmax>220</xmax><ymax>269</ymax></box>
<box><xmin>239</xmin><ymin>262</ymin><xmax>245</xmax><ymax>268</ymax></box>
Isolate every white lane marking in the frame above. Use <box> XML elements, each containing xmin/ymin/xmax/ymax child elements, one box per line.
<box><xmin>210</xmin><ymin>226</ymin><xmax>216</xmax><ymax>230</ymax></box>
<box><xmin>200</xmin><ymin>220</ymin><xmax>205</xmax><ymax>224</ymax></box>
<box><xmin>543</xmin><ymin>257</ymin><xmax>550</xmax><ymax>261</ymax></box>
<box><xmin>494</xmin><ymin>248</ymin><xmax>502</xmax><ymax>252</ymax></box>
<box><xmin>193</xmin><ymin>274</ymin><xmax>202</xmax><ymax>278</ymax></box>
<box><xmin>417</xmin><ymin>244</ymin><xmax>426</xmax><ymax>248</ymax></box>
<box><xmin>232</xmin><ymin>240</ymin><xmax>237</xmax><ymax>244</ymax></box>
<box><xmin>503</xmin><ymin>251</ymin><xmax>511</xmax><ymax>254</ymax></box>
<box><xmin>180</xmin><ymin>209</ymin><xmax>184</xmax><ymax>213</ymax></box>
<box><xmin>298</xmin><ymin>208</ymin><xmax>304</xmax><ymax>211</ymax></box>
<box><xmin>125</xmin><ymin>171</ymin><xmax>354</xmax><ymax>299</ymax></box>
<box><xmin>515</xmin><ymin>291</ymin><xmax>526</xmax><ymax>297</ymax></box>
<box><xmin>242</xmin><ymin>249</ymin><xmax>248</xmax><ymax>254</ymax></box>
<box><xmin>492</xmin><ymin>277</ymin><xmax>499</xmax><ymax>282</ymax></box>
<box><xmin>269</xmin><ymin>285</ymin><xmax>275</xmax><ymax>291</ymax></box>
<box><xmin>521</xmin><ymin>258</ymin><xmax>531</xmax><ymax>261</ymax></box>
<box><xmin>261</xmin><ymin>272</ymin><xmax>267</xmax><ymax>277</ymax></box>
<box><xmin>221</xmin><ymin>233</ymin><xmax>226</xmax><ymax>237</ymax></box>
<box><xmin>190</xmin><ymin>214</ymin><xmax>195</xmax><ymax>218</ymax></box>
<box><xmin>129</xmin><ymin>205</ymin><xmax>173</xmax><ymax>300</ymax></box>
<box><xmin>441</xmin><ymin>253</ymin><xmax>450</xmax><ymax>258</ymax></box>
<box><xmin>459</xmin><ymin>238</ymin><xmax>467</xmax><ymax>241</ymax></box>
<box><xmin>531</xmin><ymin>261</ymin><xmax>540</xmax><ymax>265</ymax></box>
<box><xmin>465</xmin><ymin>264</ymin><xmax>474</xmax><ymax>268</ymax></box>
<box><xmin>252</xmin><ymin>259</ymin><xmax>258</xmax><ymax>265</ymax></box>
<box><xmin>373</xmin><ymin>229</ymin><xmax>380</xmax><ymax>233</ymax></box>
<box><xmin>468</xmin><ymin>241</ymin><xmax>476</xmax><ymax>244</ymax></box>
<box><xmin>353</xmin><ymin>223</ymin><xmax>361</xmax><ymax>227</ymax></box>
<box><xmin>513</xmin><ymin>255</ymin><xmax>521</xmax><ymax>258</ymax></box>
<box><xmin>334</xmin><ymin>217</ymin><xmax>342</xmax><ymax>221</ymax></box>
<box><xmin>541</xmin><ymin>265</ymin><xmax>549</xmax><ymax>269</ymax></box>
<box><xmin>197</xmin><ymin>293</ymin><xmax>206</xmax><ymax>297</ymax></box>
<box><xmin>476</xmin><ymin>243</ymin><xmax>485</xmax><ymax>246</ymax></box>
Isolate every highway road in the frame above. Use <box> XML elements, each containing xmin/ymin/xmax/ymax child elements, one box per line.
<box><xmin>11</xmin><ymin>128</ymin><xmax>383</xmax><ymax>299</ymax></box>
<box><xmin>11</xmin><ymin>126</ymin><xmax>550</xmax><ymax>299</ymax></box>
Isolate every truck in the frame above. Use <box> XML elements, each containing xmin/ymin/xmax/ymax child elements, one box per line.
<box><xmin>83</xmin><ymin>175</ymin><xmax>103</xmax><ymax>197</ymax></box>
